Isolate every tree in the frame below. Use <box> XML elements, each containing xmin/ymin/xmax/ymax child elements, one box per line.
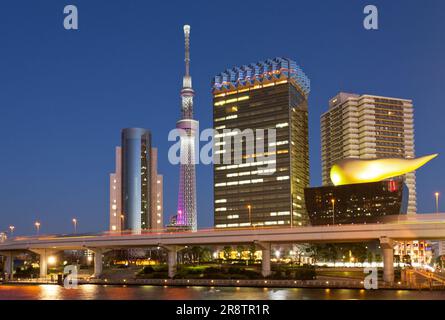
<box><xmin>248</xmin><ymin>244</ymin><xmax>256</xmax><ymax>262</ymax></box>
<box><xmin>351</xmin><ymin>244</ymin><xmax>367</xmax><ymax>263</ymax></box>
<box><xmin>223</xmin><ymin>246</ymin><xmax>232</xmax><ymax>262</ymax></box>
<box><xmin>236</xmin><ymin>245</ymin><xmax>245</xmax><ymax>260</ymax></box>
<box><xmin>197</xmin><ymin>247</ymin><xmax>212</xmax><ymax>263</ymax></box>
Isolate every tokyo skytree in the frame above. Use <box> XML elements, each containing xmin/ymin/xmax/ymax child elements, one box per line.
<box><xmin>176</xmin><ymin>25</ymin><xmax>198</xmax><ymax>231</ymax></box>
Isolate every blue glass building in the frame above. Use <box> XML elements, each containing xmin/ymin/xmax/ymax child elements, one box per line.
<box><xmin>121</xmin><ymin>128</ymin><xmax>152</xmax><ymax>233</ymax></box>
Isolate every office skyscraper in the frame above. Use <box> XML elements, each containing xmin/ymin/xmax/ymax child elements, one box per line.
<box><xmin>321</xmin><ymin>92</ymin><xmax>416</xmax><ymax>214</ymax></box>
<box><xmin>109</xmin><ymin>128</ymin><xmax>163</xmax><ymax>233</ymax></box>
<box><xmin>212</xmin><ymin>57</ymin><xmax>311</xmax><ymax>228</ymax></box>
<box><xmin>175</xmin><ymin>25</ymin><xmax>198</xmax><ymax>231</ymax></box>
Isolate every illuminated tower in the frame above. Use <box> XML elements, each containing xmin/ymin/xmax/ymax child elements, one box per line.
<box><xmin>176</xmin><ymin>25</ymin><xmax>198</xmax><ymax>231</ymax></box>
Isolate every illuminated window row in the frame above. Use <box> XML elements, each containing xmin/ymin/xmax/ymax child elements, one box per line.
<box><xmin>227</xmin><ymin>215</ymin><xmax>239</xmax><ymax>219</ymax></box>
<box><xmin>214</xmin><ymin>130</ymin><xmax>238</xmax><ymax>138</ymax></box>
<box><xmin>269</xmin><ymin>140</ymin><xmax>289</xmax><ymax>147</ymax></box>
<box><xmin>276</xmin><ymin>122</ymin><xmax>289</xmax><ymax>128</ymax></box>
<box><xmin>242</xmin><ymin>149</ymin><xmax>288</xmax><ymax>160</ymax></box>
<box><xmin>215</xmin><ymin>219</ymin><xmax>287</xmax><ymax>228</ymax></box>
<box><xmin>276</xmin><ymin>176</ymin><xmax>290</xmax><ymax>181</ymax></box>
<box><xmin>216</xmin><ymin>222</ymin><xmax>252</xmax><ymax>228</ymax></box>
<box><xmin>214</xmin><ymin>178</ymin><xmax>264</xmax><ymax>187</ymax></box>
<box><xmin>215</xmin><ymin>199</ymin><xmax>227</xmax><ymax>203</ymax></box>
<box><xmin>215</xmin><ymin>207</ymin><xmax>227</xmax><ymax>212</ymax></box>
<box><xmin>215</xmin><ymin>115</ymin><xmax>238</xmax><ymax>122</ymax></box>
<box><xmin>270</xmin><ymin>211</ymin><xmax>290</xmax><ymax>216</ymax></box>
<box><xmin>215</xmin><ymin>159</ymin><xmax>276</xmax><ymax>171</ymax></box>
<box><xmin>213</xmin><ymin>80</ymin><xmax>288</xmax><ymax>98</ymax></box>
<box><xmin>214</xmin><ymin>95</ymin><xmax>250</xmax><ymax>106</ymax></box>
<box><xmin>226</xmin><ymin>168</ymin><xmax>276</xmax><ymax>178</ymax></box>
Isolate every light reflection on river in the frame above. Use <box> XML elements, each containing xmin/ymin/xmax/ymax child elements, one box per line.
<box><xmin>1</xmin><ymin>284</ymin><xmax>445</xmax><ymax>300</ymax></box>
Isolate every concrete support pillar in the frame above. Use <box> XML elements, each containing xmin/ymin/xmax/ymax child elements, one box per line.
<box><xmin>92</xmin><ymin>248</ymin><xmax>104</xmax><ymax>278</ymax></box>
<box><xmin>159</xmin><ymin>245</ymin><xmax>181</xmax><ymax>279</ymax></box>
<box><xmin>256</xmin><ymin>242</ymin><xmax>271</xmax><ymax>278</ymax></box>
<box><xmin>3</xmin><ymin>252</ymin><xmax>13</xmax><ymax>281</ymax></box>
<box><xmin>380</xmin><ymin>237</ymin><xmax>394</xmax><ymax>284</ymax></box>
<box><xmin>30</xmin><ymin>249</ymin><xmax>51</xmax><ymax>279</ymax></box>
<box><xmin>167</xmin><ymin>249</ymin><xmax>178</xmax><ymax>279</ymax></box>
<box><xmin>40</xmin><ymin>251</ymin><xmax>48</xmax><ymax>279</ymax></box>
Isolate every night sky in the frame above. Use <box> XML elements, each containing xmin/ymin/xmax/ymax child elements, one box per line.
<box><xmin>0</xmin><ymin>0</ymin><xmax>444</xmax><ymax>235</ymax></box>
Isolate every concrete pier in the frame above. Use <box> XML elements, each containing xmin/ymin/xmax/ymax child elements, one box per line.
<box><xmin>380</xmin><ymin>237</ymin><xmax>394</xmax><ymax>283</ymax></box>
<box><xmin>256</xmin><ymin>242</ymin><xmax>271</xmax><ymax>277</ymax></box>
<box><xmin>92</xmin><ymin>248</ymin><xmax>104</xmax><ymax>278</ymax></box>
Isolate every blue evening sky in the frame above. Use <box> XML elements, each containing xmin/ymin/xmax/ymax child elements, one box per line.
<box><xmin>0</xmin><ymin>0</ymin><xmax>444</xmax><ymax>235</ymax></box>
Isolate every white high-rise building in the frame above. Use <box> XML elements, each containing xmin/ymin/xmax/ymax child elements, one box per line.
<box><xmin>321</xmin><ymin>92</ymin><xmax>416</xmax><ymax>214</ymax></box>
<box><xmin>150</xmin><ymin>148</ymin><xmax>163</xmax><ymax>231</ymax></box>
<box><xmin>109</xmin><ymin>146</ymin><xmax>122</xmax><ymax>232</ymax></box>
<box><xmin>109</xmin><ymin>144</ymin><xmax>163</xmax><ymax>232</ymax></box>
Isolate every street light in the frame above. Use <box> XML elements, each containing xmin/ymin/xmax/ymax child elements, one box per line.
<box><xmin>331</xmin><ymin>199</ymin><xmax>335</xmax><ymax>225</ymax></box>
<box><xmin>34</xmin><ymin>221</ymin><xmax>41</xmax><ymax>235</ymax></box>
<box><xmin>72</xmin><ymin>218</ymin><xmax>77</xmax><ymax>234</ymax></box>
<box><xmin>435</xmin><ymin>192</ymin><xmax>440</xmax><ymax>214</ymax></box>
<box><xmin>9</xmin><ymin>225</ymin><xmax>15</xmax><ymax>237</ymax></box>
<box><xmin>121</xmin><ymin>214</ymin><xmax>125</xmax><ymax>230</ymax></box>
<box><xmin>48</xmin><ymin>256</ymin><xmax>56</xmax><ymax>265</ymax></box>
<box><xmin>275</xmin><ymin>250</ymin><xmax>281</xmax><ymax>259</ymax></box>
<box><xmin>247</xmin><ymin>205</ymin><xmax>252</xmax><ymax>227</ymax></box>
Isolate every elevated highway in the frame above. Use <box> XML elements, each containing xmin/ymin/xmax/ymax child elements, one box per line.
<box><xmin>1</xmin><ymin>213</ymin><xmax>445</xmax><ymax>283</ymax></box>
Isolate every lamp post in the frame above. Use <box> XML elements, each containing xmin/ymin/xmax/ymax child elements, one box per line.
<box><xmin>34</xmin><ymin>221</ymin><xmax>41</xmax><ymax>235</ymax></box>
<box><xmin>9</xmin><ymin>225</ymin><xmax>15</xmax><ymax>237</ymax></box>
<box><xmin>121</xmin><ymin>214</ymin><xmax>125</xmax><ymax>231</ymax></box>
<box><xmin>435</xmin><ymin>192</ymin><xmax>440</xmax><ymax>214</ymax></box>
<box><xmin>72</xmin><ymin>218</ymin><xmax>77</xmax><ymax>234</ymax></box>
<box><xmin>331</xmin><ymin>199</ymin><xmax>335</xmax><ymax>225</ymax></box>
<box><xmin>247</xmin><ymin>205</ymin><xmax>252</xmax><ymax>227</ymax></box>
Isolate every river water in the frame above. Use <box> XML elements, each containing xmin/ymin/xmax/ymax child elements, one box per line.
<box><xmin>1</xmin><ymin>284</ymin><xmax>445</xmax><ymax>300</ymax></box>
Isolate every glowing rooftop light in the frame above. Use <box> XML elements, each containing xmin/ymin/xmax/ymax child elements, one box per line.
<box><xmin>330</xmin><ymin>154</ymin><xmax>438</xmax><ymax>186</ymax></box>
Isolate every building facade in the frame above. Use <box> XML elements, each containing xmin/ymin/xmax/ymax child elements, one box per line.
<box><xmin>321</xmin><ymin>92</ymin><xmax>416</xmax><ymax>214</ymax></box>
<box><xmin>304</xmin><ymin>179</ymin><xmax>408</xmax><ymax>226</ymax></box>
<box><xmin>109</xmin><ymin>146</ymin><xmax>122</xmax><ymax>232</ymax></box>
<box><xmin>109</xmin><ymin>128</ymin><xmax>163</xmax><ymax>233</ymax></box>
<box><xmin>212</xmin><ymin>57</ymin><xmax>310</xmax><ymax>228</ymax></box>
<box><xmin>394</xmin><ymin>240</ymin><xmax>432</xmax><ymax>266</ymax></box>
<box><xmin>150</xmin><ymin>148</ymin><xmax>164</xmax><ymax>231</ymax></box>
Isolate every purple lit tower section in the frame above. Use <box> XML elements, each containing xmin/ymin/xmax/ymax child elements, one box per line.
<box><xmin>176</xmin><ymin>25</ymin><xmax>198</xmax><ymax>231</ymax></box>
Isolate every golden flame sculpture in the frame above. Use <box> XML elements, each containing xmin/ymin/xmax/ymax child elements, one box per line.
<box><xmin>330</xmin><ymin>154</ymin><xmax>438</xmax><ymax>186</ymax></box>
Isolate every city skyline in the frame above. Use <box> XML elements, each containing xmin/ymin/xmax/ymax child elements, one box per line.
<box><xmin>0</xmin><ymin>0</ymin><xmax>444</xmax><ymax>235</ymax></box>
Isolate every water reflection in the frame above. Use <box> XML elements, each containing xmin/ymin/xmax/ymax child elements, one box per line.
<box><xmin>39</xmin><ymin>285</ymin><xmax>61</xmax><ymax>300</ymax></box>
<box><xmin>1</xmin><ymin>284</ymin><xmax>445</xmax><ymax>300</ymax></box>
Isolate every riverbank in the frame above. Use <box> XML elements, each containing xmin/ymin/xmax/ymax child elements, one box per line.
<box><xmin>3</xmin><ymin>277</ymin><xmax>445</xmax><ymax>290</ymax></box>
<box><xmin>3</xmin><ymin>283</ymin><xmax>445</xmax><ymax>300</ymax></box>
